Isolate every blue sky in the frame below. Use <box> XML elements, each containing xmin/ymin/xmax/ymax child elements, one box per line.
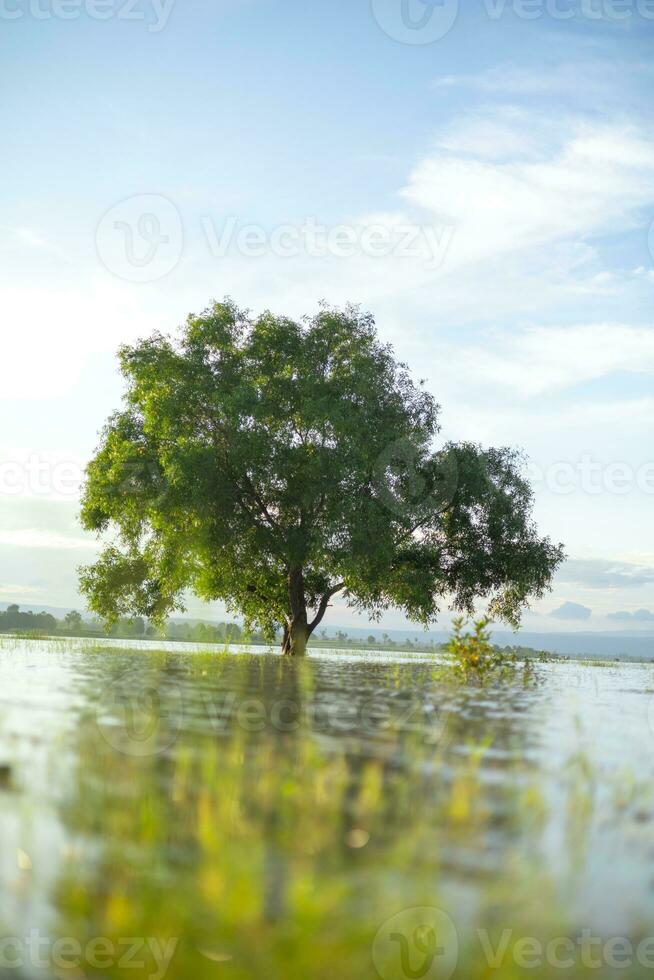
<box><xmin>2</xmin><ymin>0</ymin><xmax>654</xmax><ymax>630</ymax></box>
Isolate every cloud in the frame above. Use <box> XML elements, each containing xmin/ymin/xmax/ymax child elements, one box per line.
<box><xmin>453</xmin><ymin>323</ymin><xmax>654</xmax><ymax>396</ymax></box>
<box><xmin>432</xmin><ymin>61</ymin><xmax>654</xmax><ymax>107</ymax></box>
<box><xmin>401</xmin><ymin>118</ymin><xmax>654</xmax><ymax>273</ymax></box>
<box><xmin>550</xmin><ymin>601</ymin><xmax>592</xmax><ymax>621</ymax></box>
<box><xmin>0</xmin><ymin>530</ymin><xmax>97</xmax><ymax>551</ymax></box>
<box><xmin>4</xmin><ymin>104</ymin><xmax>654</xmax><ymax>408</ymax></box>
<box><xmin>0</xmin><ymin>498</ymin><xmax>84</xmax><ymax>532</ymax></box>
<box><xmin>0</xmin><ymin>584</ymin><xmax>45</xmax><ymax>599</ymax></box>
<box><xmin>434</xmin><ymin>66</ymin><xmax>566</xmax><ymax>94</ymax></box>
<box><xmin>607</xmin><ymin>608</ymin><xmax>654</xmax><ymax>622</ymax></box>
<box><xmin>0</xmin><ymin>225</ymin><xmax>71</xmax><ymax>263</ymax></box>
<box><xmin>556</xmin><ymin>559</ymin><xmax>654</xmax><ymax>590</ymax></box>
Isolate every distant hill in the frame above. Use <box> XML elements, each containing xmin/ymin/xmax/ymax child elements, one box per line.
<box><xmin>315</xmin><ymin>626</ymin><xmax>654</xmax><ymax>661</ymax></box>
<box><xmin>493</xmin><ymin>630</ymin><xmax>654</xmax><ymax>661</ymax></box>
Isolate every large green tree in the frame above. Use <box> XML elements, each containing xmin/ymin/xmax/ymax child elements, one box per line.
<box><xmin>79</xmin><ymin>301</ymin><xmax>564</xmax><ymax>655</ymax></box>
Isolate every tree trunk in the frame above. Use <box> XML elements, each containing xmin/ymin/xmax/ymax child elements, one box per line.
<box><xmin>283</xmin><ymin>566</ymin><xmax>309</xmax><ymax>656</ymax></box>
<box><xmin>281</xmin><ymin>620</ymin><xmax>308</xmax><ymax>656</ymax></box>
<box><xmin>286</xmin><ymin>620</ymin><xmax>308</xmax><ymax>656</ymax></box>
<box><xmin>280</xmin><ymin>571</ymin><xmax>345</xmax><ymax>656</ymax></box>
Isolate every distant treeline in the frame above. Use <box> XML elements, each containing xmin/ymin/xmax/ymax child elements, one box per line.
<box><xmin>0</xmin><ymin>605</ymin><xmax>555</xmax><ymax>659</ymax></box>
<box><xmin>0</xmin><ymin>605</ymin><xmax>60</xmax><ymax>635</ymax></box>
<box><xmin>312</xmin><ymin>631</ymin><xmax>552</xmax><ymax>658</ymax></box>
<box><xmin>0</xmin><ymin>605</ymin><xmax>262</xmax><ymax>644</ymax></box>
<box><xmin>312</xmin><ymin>629</ymin><xmax>444</xmax><ymax>652</ymax></box>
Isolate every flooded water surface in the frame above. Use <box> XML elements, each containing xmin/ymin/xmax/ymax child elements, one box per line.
<box><xmin>1</xmin><ymin>637</ymin><xmax>654</xmax><ymax>979</ymax></box>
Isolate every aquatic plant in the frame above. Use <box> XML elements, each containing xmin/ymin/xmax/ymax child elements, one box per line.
<box><xmin>447</xmin><ymin>617</ymin><xmax>528</xmax><ymax>680</ymax></box>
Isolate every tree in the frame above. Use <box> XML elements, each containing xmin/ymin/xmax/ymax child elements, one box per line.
<box><xmin>109</xmin><ymin>616</ymin><xmax>145</xmax><ymax>638</ymax></box>
<box><xmin>79</xmin><ymin>300</ymin><xmax>564</xmax><ymax>656</ymax></box>
<box><xmin>64</xmin><ymin>610</ymin><xmax>83</xmax><ymax>632</ymax></box>
<box><xmin>130</xmin><ymin>616</ymin><xmax>146</xmax><ymax>637</ymax></box>
<box><xmin>5</xmin><ymin>604</ymin><xmax>20</xmax><ymax>629</ymax></box>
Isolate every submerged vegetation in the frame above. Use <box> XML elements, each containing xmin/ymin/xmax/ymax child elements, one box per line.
<box><xmin>447</xmin><ymin>616</ymin><xmax>548</xmax><ymax>679</ymax></box>
<box><xmin>1</xmin><ymin>639</ymin><xmax>653</xmax><ymax>979</ymax></box>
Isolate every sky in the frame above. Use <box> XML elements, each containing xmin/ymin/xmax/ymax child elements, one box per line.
<box><xmin>2</xmin><ymin>0</ymin><xmax>654</xmax><ymax>632</ymax></box>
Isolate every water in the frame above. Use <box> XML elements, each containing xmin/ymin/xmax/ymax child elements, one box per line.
<box><xmin>0</xmin><ymin>637</ymin><xmax>653</xmax><ymax>979</ymax></box>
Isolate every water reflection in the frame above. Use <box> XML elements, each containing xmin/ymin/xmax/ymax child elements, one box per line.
<box><xmin>0</xmin><ymin>644</ymin><xmax>653</xmax><ymax>978</ymax></box>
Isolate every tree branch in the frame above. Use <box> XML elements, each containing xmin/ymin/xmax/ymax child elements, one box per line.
<box><xmin>308</xmin><ymin>582</ymin><xmax>346</xmax><ymax>633</ymax></box>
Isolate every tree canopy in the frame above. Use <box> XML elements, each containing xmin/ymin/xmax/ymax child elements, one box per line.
<box><xmin>79</xmin><ymin>301</ymin><xmax>564</xmax><ymax>654</ymax></box>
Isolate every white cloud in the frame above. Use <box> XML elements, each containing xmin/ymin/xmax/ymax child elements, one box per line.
<box><xmin>442</xmin><ymin>323</ymin><xmax>654</xmax><ymax>396</ymax></box>
<box><xmin>432</xmin><ymin>62</ymin><xmax>653</xmax><ymax>109</ymax></box>
<box><xmin>0</xmin><ymin>584</ymin><xmax>45</xmax><ymax>599</ymax></box>
<box><xmin>0</xmin><ymin>225</ymin><xmax>72</xmax><ymax>262</ymax></box>
<box><xmin>401</xmin><ymin>120</ymin><xmax>654</xmax><ymax>272</ymax></box>
<box><xmin>0</xmin><ymin>530</ymin><xmax>97</xmax><ymax>551</ymax></box>
<box><xmin>4</xmin><ymin>109</ymin><xmax>654</xmax><ymax>409</ymax></box>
